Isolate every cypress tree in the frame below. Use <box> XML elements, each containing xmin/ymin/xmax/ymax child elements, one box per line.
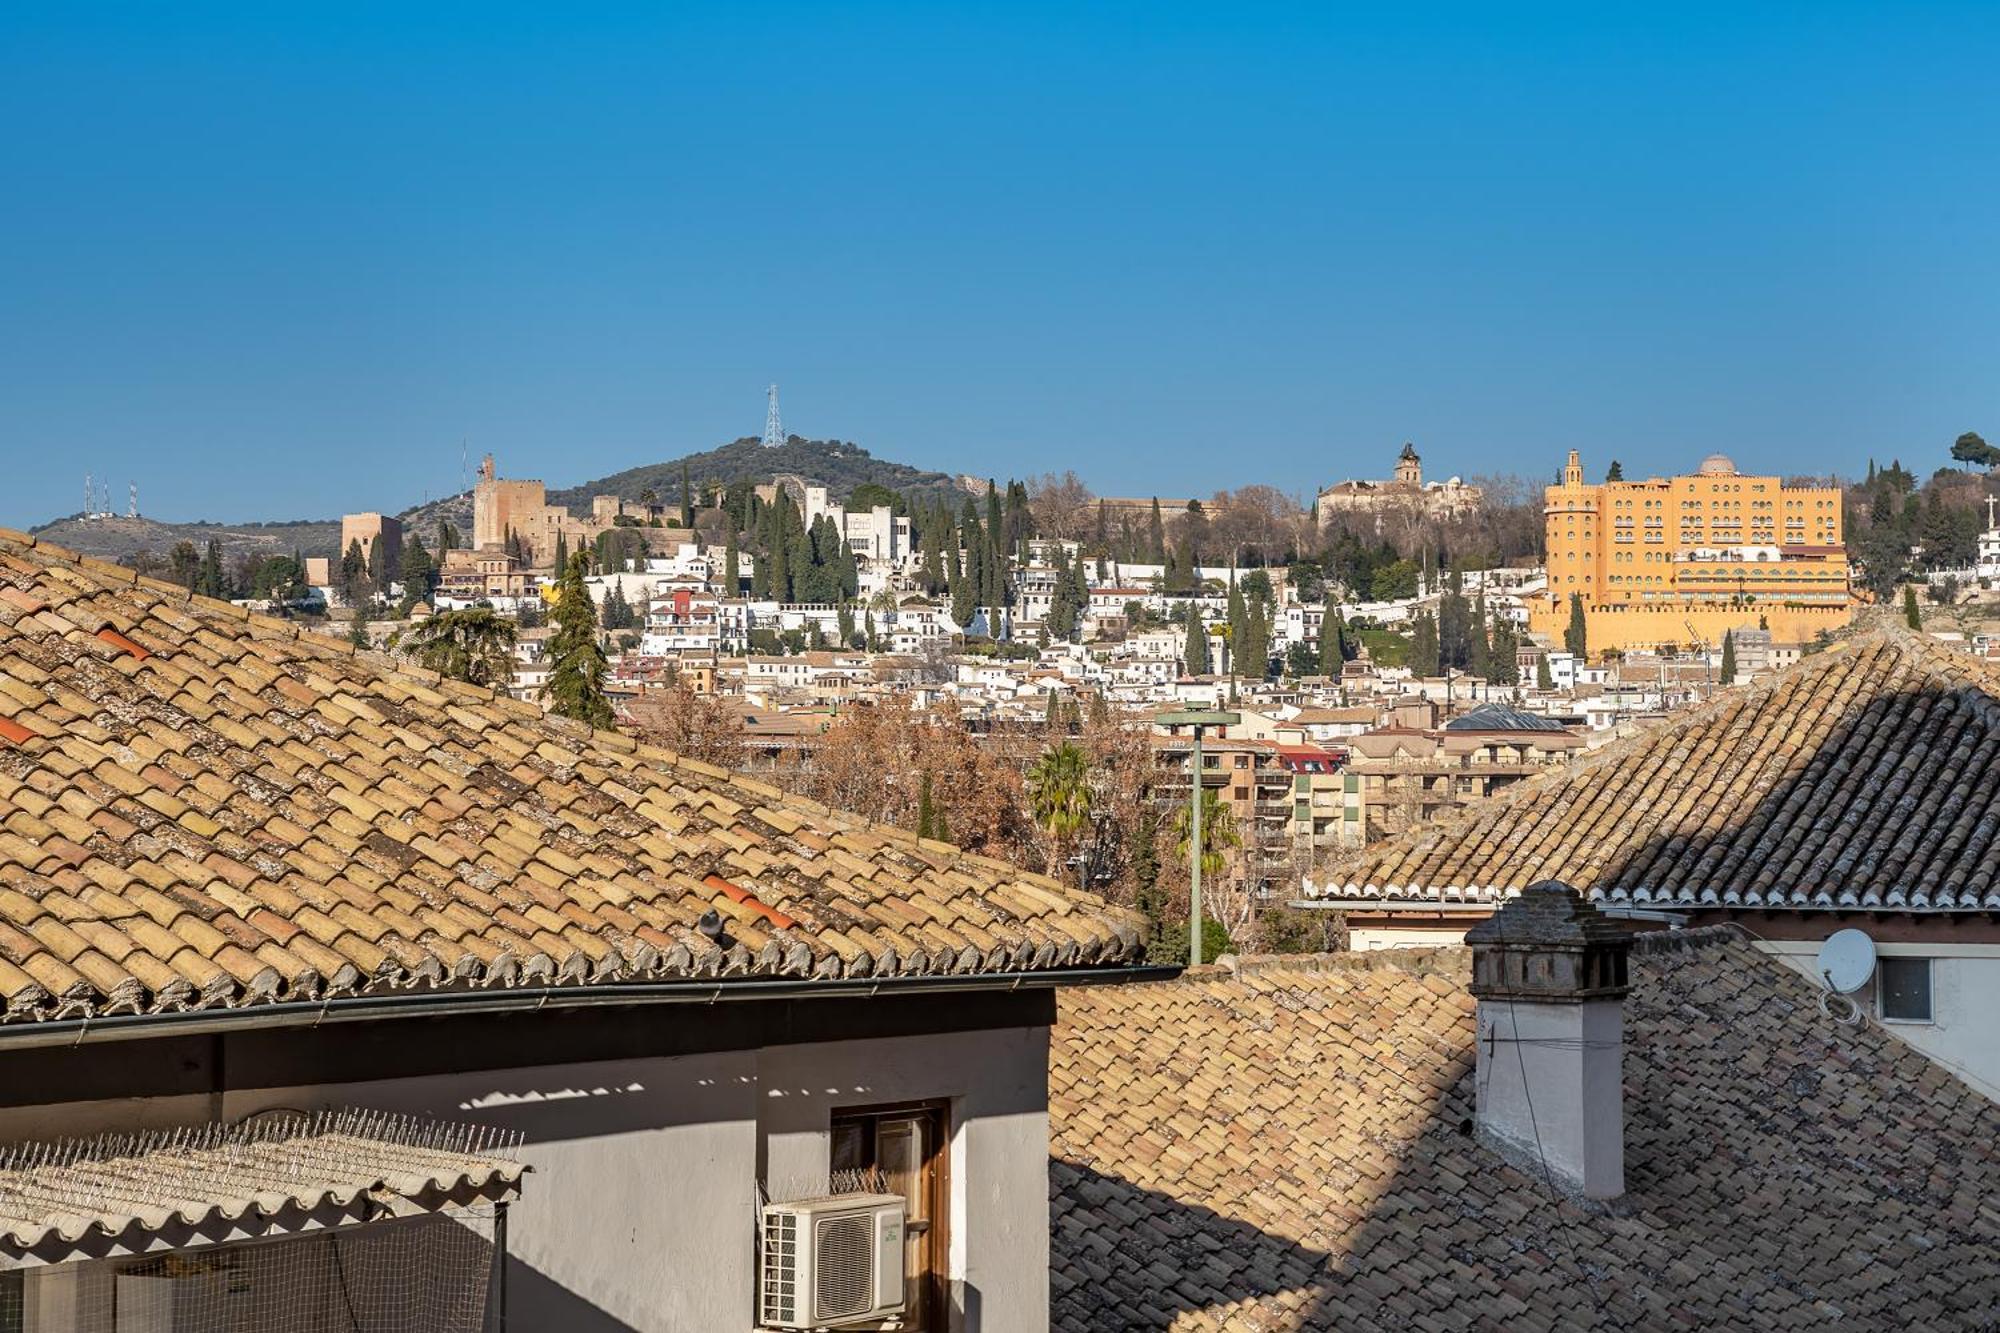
<box><xmin>1903</xmin><ymin>585</ymin><xmax>1921</xmax><ymax>630</ymax></box>
<box><xmin>1183</xmin><ymin>605</ymin><xmax>1211</xmax><ymax>675</ymax></box>
<box><xmin>1564</xmin><ymin>592</ymin><xmax>1588</xmax><ymax>660</ymax></box>
<box><xmin>680</xmin><ymin>461</ymin><xmax>694</xmax><ymax>528</ymax></box>
<box><xmin>1409</xmin><ymin>609</ymin><xmax>1441</xmax><ymax>677</ymax></box>
<box><xmin>339</xmin><ymin>540</ymin><xmax>368</xmax><ymax>608</ymax></box>
<box><xmin>196</xmin><ymin>539</ymin><xmax>227</xmax><ymax>599</ymax></box>
<box><xmin>1536</xmin><ymin>652</ymin><xmax>1555</xmax><ymax>690</ymax></box>
<box><xmin>1226</xmin><ymin>564</ymin><xmax>1246</xmax><ymax>660</ymax></box>
<box><xmin>1147</xmin><ymin>498</ymin><xmax>1166</xmax><ymax>563</ymax></box>
<box><xmin>724</xmin><ymin>529</ymin><xmax>740</xmax><ymax>593</ymax></box>
<box><xmin>1719</xmin><ymin>629</ymin><xmax>1737</xmax><ymax>685</ymax></box>
<box><xmin>543</xmin><ymin>554</ymin><xmax>614</xmax><ymax>728</ymax></box>
<box><xmin>1469</xmin><ymin>591</ymin><xmax>1490</xmax><ymax>680</ymax></box>
<box><xmin>1487</xmin><ymin>607</ymin><xmax>1519</xmax><ymax>684</ymax></box>
<box><xmin>553</xmin><ymin>531</ymin><xmax>568</xmax><ymax>577</ymax></box>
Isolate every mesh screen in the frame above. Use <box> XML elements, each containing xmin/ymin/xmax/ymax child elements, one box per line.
<box><xmin>0</xmin><ymin>1209</ymin><xmax>499</xmax><ymax>1333</ymax></box>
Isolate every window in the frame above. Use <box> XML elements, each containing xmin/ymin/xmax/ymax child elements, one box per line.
<box><xmin>831</xmin><ymin>1103</ymin><xmax>949</xmax><ymax>1330</ymax></box>
<box><xmin>1878</xmin><ymin>957</ymin><xmax>1933</xmax><ymax>1023</ymax></box>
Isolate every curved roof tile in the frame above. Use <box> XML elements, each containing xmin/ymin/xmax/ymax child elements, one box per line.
<box><xmin>0</xmin><ymin>533</ymin><xmax>1141</xmax><ymax>1023</ymax></box>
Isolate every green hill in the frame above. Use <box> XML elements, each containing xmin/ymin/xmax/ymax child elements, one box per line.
<box><xmin>546</xmin><ymin>436</ymin><xmax>966</xmax><ymax>511</ymax></box>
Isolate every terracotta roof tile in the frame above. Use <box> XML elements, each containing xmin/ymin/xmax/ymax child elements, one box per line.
<box><xmin>1318</xmin><ymin>627</ymin><xmax>2000</xmax><ymax>910</ymax></box>
<box><xmin>1051</xmin><ymin>938</ymin><xmax>2000</xmax><ymax>1329</ymax></box>
<box><xmin>0</xmin><ymin>536</ymin><xmax>1141</xmax><ymax>1021</ymax></box>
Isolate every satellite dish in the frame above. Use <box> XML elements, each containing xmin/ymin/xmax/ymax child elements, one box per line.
<box><xmin>1816</xmin><ymin>928</ymin><xmax>1877</xmax><ymax>994</ymax></box>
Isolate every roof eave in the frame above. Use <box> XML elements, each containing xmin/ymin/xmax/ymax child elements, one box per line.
<box><xmin>0</xmin><ymin>965</ymin><xmax>1184</xmax><ymax>1052</ymax></box>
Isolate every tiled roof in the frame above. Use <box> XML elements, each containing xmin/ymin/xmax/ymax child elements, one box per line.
<box><xmin>0</xmin><ymin>533</ymin><xmax>1141</xmax><ymax>1022</ymax></box>
<box><xmin>1442</xmin><ymin>702</ymin><xmax>1568</xmax><ymax>732</ymax></box>
<box><xmin>1316</xmin><ymin>628</ymin><xmax>2000</xmax><ymax>909</ymax></box>
<box><xmin>0</xmin><ymin>1109</ymin><xmax>522</xmax><ymax>1263</ymax></box>
<box><xmin>1050</xmin><ymin>935</ymin><xmax>2000</xmax><ymax>1330</ymax></box>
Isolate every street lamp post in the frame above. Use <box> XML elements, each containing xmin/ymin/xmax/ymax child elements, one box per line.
<box><xmin>1157</xmin><ymin>708</ymin><xmax>1240</xmax><ymax>965</ymax></box>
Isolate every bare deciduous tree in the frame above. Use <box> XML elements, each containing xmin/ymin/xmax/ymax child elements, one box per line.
<box><xmin>1028</xmin><ymin>471</ymin><xmax>1095</xmax><ymax>541</ymax></box>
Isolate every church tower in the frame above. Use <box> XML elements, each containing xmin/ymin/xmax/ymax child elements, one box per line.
<box><xmin>1395</xmin><ymin>442</ymin><xmax>1422</xmax><ymax>487</ymax></box>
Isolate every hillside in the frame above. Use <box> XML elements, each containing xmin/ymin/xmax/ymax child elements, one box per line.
<box><xmin>26</xmin><ymin>514</ymin><xmax>342</xmax><ymax>564</ymax></box>
<box><xmin>545</xmin><ymin>436</ymin><xmax>967</xmax><ymax>511</ymax></box>
<box><xmin>27</xmin><ymin>436</ymin><xmax>968</xmax><ymax>565</ymax></box>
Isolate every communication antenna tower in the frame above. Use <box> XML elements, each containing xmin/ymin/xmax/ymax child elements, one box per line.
<box><xmin>763</xmin><ymin>384</ymin><xmax>784</xmax><ymax>448</ymax></box>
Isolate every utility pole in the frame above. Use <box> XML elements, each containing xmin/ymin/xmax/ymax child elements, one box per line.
<box><xmin>1158</xmin><ymin>707</ymin><xmax>1239</xmax><ymax>965</ymax></box>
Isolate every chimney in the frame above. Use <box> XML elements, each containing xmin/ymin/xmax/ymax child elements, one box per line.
<box><xmin>1464</xmin><ymin>881</ymin><xmax>1631</xmax><ymax>1200</ymax></box>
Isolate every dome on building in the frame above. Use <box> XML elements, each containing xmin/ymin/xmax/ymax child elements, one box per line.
<box><xmin>1696</xmin><ymin>453</ymin><xmax>1738</xmax><ymax>477</ymax></box>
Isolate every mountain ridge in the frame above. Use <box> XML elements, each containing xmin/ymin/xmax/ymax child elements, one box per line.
<box><xmin>26</xmin><ymin>437</ymin><xmax>973</xmax><ymax>564</ymax></box>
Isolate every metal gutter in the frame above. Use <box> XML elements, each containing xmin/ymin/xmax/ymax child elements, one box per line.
<box><xmin>0</xmin><ymin>965</ymin><xmax>1183</xmax><ymax>1052</ymax></box>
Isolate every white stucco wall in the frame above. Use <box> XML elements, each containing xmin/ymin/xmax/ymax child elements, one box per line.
<box><xmin>1761</xmin><ymin>939</ymin><xmax>2000</xmax><ymax>1102</ymax></box>
<box><xmin>0</xmin><ymin>1025</ymin><xmax>1052</xmax><ymax>1333</ymax></box>
<box><xmin>1348</xmin><ymin>925</ymin><xmax>1481</xmax><ymax>951</ymax></box>
<box><xmin>1474</xmin><ymin>997</ymin><xmax>1624</xmax><ymax>1200</ymax></box>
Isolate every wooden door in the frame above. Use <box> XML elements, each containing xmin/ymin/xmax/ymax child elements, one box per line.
<box><xmin>830</xmin><ymin>1104</ymin><xmax>948</xmax><ymax>1331</ymax></box>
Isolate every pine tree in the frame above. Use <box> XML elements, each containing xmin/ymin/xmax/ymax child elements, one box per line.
<box><xmin>1564</xmin><ymin>592</ymin><xmax>1588</xmax><ymax>660</ymax></box>
<box><xmin>1904</xmin><ymin>585</ymin><xmax>1922</xmax><ymax>630</ymax></box>
<box><xmin>1183</xmin><ymin>605</ymin><xmax>1211</xmax><ymax>675</ymax></box>
<box><xmin>1606</xmin><ymin>460</ymin><xmax>1624</xmax><ymax>482</ymax></box>
<box><xmin>1719</xmin><ymin>630</ymin><xmax>1737</xmax><ymax>685</ymax></box>
<box><xmin>543</xmin><ymin>554</ymin><xmax>614</xmax><ymax>728</ymax></box>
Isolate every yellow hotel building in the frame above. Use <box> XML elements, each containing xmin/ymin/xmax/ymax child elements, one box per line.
<box><xmin>1528</xmin><ymin>450</ymin><xmax>1856</xmax><ymax>657</ymax></box>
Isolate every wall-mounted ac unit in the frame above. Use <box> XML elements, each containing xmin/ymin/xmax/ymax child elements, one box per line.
<box><xmin>758</xmin><ymin>1192</ymin><xmax>906</xmax><ymax>1329</ymax></box>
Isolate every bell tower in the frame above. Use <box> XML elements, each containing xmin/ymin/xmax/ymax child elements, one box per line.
<box><xmin>1395</xmin><ymin>442</ymin><xmax>1422</xmax><ymax>487</ymax></box>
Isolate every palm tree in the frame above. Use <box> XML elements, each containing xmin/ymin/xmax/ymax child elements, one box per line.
<box><xmin>1025</xmin><ymin>741</ymin><xmax>1094</xmax><ymax>876</ymax></box>
<box><xmin>1173</xmin><ymin>788</ymin><xmax>1241</xmax><ymax>881</ymax></box>
<box><xmin>396</xmin><ymin>607</ymin><xmax>518</xmax><ymax>687</ymax></box>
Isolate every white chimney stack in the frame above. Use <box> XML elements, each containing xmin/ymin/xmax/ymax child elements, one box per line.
<box><xmin>1464</xmin><ymin>881</ymin><xmax>1632</xmax><ymax>1200</ymax></box>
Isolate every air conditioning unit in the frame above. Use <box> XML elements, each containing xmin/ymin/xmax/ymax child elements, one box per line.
<box><xmin>759</xmin><ymin>1192</ymin><xmax>906</xmax><ymax>1329</ymax></box>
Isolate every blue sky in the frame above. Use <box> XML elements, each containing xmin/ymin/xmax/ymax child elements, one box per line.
<box><xmin>3</xmin><ymin>3</ymin><xmax>1997</xmax><ymax>524</ymax></box>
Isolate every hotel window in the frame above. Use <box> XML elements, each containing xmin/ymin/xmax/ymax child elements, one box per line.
<box><xmin>1878</xmin><ymin>957</ymin><xmax>1933</xmax><ymax>1023</ymax></box>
